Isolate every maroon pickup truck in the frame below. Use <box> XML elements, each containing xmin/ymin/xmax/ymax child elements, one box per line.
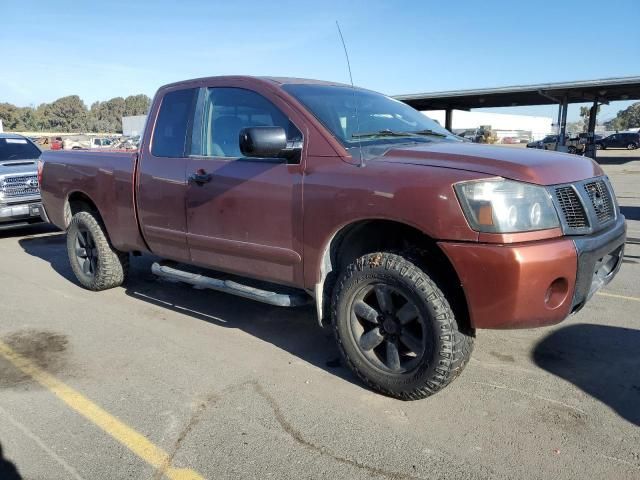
<box><xmin>39</xmin><ymin>76</ymin><xmax>626</xmax><ymax>399</ymax></box>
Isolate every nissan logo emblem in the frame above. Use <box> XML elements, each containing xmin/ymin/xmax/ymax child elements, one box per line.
<box><xmin>591</xmin><ymin>189</ymin><xmax>605</xmax><ymax>213</ymax></box>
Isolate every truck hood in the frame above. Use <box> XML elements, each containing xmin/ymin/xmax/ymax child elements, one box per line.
<box><xmin>0</xmin><ymin>159</ymin><xmax>38</xmax><ymax>176</ymax></box>
<box><xmin>375</xmin><ymin>142</ymin><xmax>603</xmax><ymax>185</ymax></box>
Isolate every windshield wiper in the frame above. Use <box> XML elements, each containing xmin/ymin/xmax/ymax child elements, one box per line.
<box><xmin>352</xmin><ymin>128</ymin><xmax>447</xmax><ymax>139</ymax></box>
<box><xmin>352</xmin><ymin>129</ymin><xmax>413</xmax><ymax>138</ymax></box>
<box><xmin>410</xmin><ymin>129</ymin><xmax>447</xmax><ymax>138</ymax></box>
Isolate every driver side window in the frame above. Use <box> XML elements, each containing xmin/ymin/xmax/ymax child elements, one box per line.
<box><xmin>191</xmin><ymin>87</ymin><xmax>302</xmax><ymax>159</ymax></box>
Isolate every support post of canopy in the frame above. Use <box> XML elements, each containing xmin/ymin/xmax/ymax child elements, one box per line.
<box><xmin>584</xmin><ymin>97</ymin><xmax>599</xmax><ymax>160</ymax></box>
<box><xmin>559</xmin><ymin>96</ymin><xmax>568</xmax><ymax>147</ymax></box>
<box><xmin>445</xmin><ymin>108</ymin><xmax>453</xmax><ymax>133</ymax></box>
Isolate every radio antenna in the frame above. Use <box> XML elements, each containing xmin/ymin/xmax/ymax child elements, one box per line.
<box><xmin>336</xmin><ymin>21</ymin><xmax>365</xmax><ymax>167</ymax></box>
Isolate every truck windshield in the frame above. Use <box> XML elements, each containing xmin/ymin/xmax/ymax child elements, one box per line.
<box><xmin>282</xmin><ymin>84</ymin><xmax>455</xmax><ymax>146</ymax></box>
<box><xmin>0</xmin><ymin>137</ymin><xmax>41</xmax><ymax>161</ymax></box>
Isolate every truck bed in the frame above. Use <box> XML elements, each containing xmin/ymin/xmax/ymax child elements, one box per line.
<box><xmin>40</xmin><ymin>149</ymin><xmax>148</xmax><ymax>252</ymax></box>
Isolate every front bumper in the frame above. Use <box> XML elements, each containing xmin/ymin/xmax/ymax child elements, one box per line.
<box><xmin>0</xmin><ymin>201</ymin><xmax>45</xmax><ymax>228</ymax></box>
<box><xmin>570</xmin><ymin>215</ymin><xmax>626</xmax><ymax>312</ymax></box>
<box><xmin>439</xmin><ymin>216</ymin><xmax>626</xmax><ymax>329</ymax></box>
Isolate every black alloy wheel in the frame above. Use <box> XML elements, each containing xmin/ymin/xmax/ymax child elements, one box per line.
<box><xmin>74</xmin><ymin>227</ymin><xmax>98</xmax><ymax>278</ymax></box>
<box><xmin>349</xmin><ymin>283</ymin><xmax>427</xmax><ymax>374</ymax></box>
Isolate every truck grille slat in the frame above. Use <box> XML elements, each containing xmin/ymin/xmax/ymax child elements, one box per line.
<box><xmin>554</xmin><ymin>186</ymin><xmax>588</xmax><ymax>228</ymax></box>
<box><xmin>0</xmin><ymin>174</ymin><xmax>40</xmax><ymax>199</ymax></box>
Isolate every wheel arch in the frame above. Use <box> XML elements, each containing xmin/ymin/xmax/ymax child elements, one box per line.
<box><xmin>314</xmin><ymin>219</ymin><xmax>472</xmax><ymax>335</ymax></box>
<box><xmin>64</xmin><ymin>191</ymin><xmax>103</xmax><ymax>228</ymax></box>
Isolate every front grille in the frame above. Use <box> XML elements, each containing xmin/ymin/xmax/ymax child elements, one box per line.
<box><xmin>583</xmin><ymin>180</ymin><xmax>614</xmax><ymax>224</ymax></box>
<box><xmin>0</xmin><ymin>174</ymin><xmax>40</xmax><ymax>200</ymax></box>
<box><xmin>555</xmin><ymin>186</ymin><xmax>588</xmax><ymax>228</ymax></box>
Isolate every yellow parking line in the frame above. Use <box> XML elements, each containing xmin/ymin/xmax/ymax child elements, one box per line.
<box><xmin>596</xmin><ymin>291</ymin><xmax>640</xmax><ymax>302</ymax></box>
<box><xmin>0</xmin><ymin>340</ymin><xmax>204</xmax><ymax>480</ymax></box>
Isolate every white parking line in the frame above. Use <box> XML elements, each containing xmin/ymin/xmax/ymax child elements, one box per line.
<box><xmin>596</xmin><ymin>292</ymin><xmax>640</xmax><ymax>302</ymax></box>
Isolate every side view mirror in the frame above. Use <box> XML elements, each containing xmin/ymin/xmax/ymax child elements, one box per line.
<box><xmin>239</xmin><ymin>127</ymin><xmax>287</xmax><ymax>158</ymax></box>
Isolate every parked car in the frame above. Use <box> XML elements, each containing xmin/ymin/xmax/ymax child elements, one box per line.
<box><xmin>49</xmin><ymin>137</ymin><xmax>63</xmax><ymax>150</ymax></box>
<box><xmin>566</xmin><ymin>133</ymin><xmax>603</xmax><ymax>154</ymax></box>
<box><xmin>526</xmin><ymin>135</ymin><xmax>558</xmax><ymax>150</ymax></box>
<box><xmin>0</xmin><ymin>133</ymin><xmax>45</xmax><ymax>229</ymax></box>
<box><xmin>595</xmin><ymin>132</ymin><xmax>640</xmax><ymax>150</ymax></box>
<box><xmin>458</xmin><ymin>130</ymin><xmax>478</xmax><ymax>142</ymax></box>
<box><xmin>39</xmin><ymin>76</ymin><xmax>626</xmax><ymax>400</ymax></box>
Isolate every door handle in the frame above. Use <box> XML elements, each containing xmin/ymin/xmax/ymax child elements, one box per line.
<box><xmin>189</xmin><ymin>170</ymin><xmax>212</xmax><ymax>185</ymax></box>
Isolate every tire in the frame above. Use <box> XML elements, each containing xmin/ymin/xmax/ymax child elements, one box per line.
<box><xmin>627</xmin><ymin>143</ymin><xmax>637</xmax><ymax>150</ymax></box>
<box><xmin>66</xmin><ymin>211</ymin><xmax>129</xmax><ymax>291</ymax></box>
<box><xmin>331</xmin><ymin>252</ymin><xmax>473</xmax><ymax>400</ymax></box>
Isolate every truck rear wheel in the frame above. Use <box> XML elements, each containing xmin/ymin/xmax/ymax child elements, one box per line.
<box><xmin>331</xmin><ymin>252</ymin><xmax>473</xmax><ymax>400</ymax></box>
<box><xmin>66</xmin><ymin>211</ymin><xmax>129</xmax><ymax>291</ymax></box>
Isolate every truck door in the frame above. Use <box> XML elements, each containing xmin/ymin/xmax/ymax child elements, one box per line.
<box><xmin>185</xmin><ymin>87</ymin><xmax>305</xmax><ymax>286</ymax></box>
<box><xmin>136</xmin><ymin>87</ymin><xmax>197</xmax><ymax>262</ymax></box>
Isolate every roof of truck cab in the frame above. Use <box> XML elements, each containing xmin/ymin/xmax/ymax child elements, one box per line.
<box><xmin>158</xmin><ymin>75</ymin><xmax>352</xmax><ymax>91</ymax></box>
<box><xmin>261</xmin><ymin>76</ymin><xmax>350</xmax><ymax>87</ymax></box>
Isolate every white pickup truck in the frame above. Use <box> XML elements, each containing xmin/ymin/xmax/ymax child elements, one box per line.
<box><xmin>62</xmin><ymin>136</ymin><xmax>114</xmax><ymax>150</ymax></box>
<box><xmin>0</xmin><ymin>133</ymin><xmax>44</xmax><ymax>229</ymax></box>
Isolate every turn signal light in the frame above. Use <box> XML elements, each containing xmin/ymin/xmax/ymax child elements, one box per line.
<box><xmin>477</xmin><ymin>204</ymin><xmax>494</xmax><ymax>226</ymax></box>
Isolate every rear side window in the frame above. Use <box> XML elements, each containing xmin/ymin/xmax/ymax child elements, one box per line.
<box><xmin>151</xmin><ymin>88</ymin><xmax>196</xmax><ymax>157</ymax></box>
<box><xmin>0</xmin><ymin>137</ymin><xmax>41</xmax><ymax>161</ymax></box>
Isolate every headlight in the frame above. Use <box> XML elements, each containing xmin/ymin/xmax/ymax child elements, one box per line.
<box><xmin>454</xmin><ymin>178</ymin><xmax>560</xmax><ymax>233</ymax></box>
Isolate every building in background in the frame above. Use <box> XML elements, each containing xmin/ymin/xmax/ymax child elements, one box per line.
<box><xmin>425</xmin><ymin>110</ymin><xmax>553</xmax><ymax>141</ymax></box>
<box><xmin>122</xmin><ymin>115</ymin><xmax>147</xmax><ymax>137</ymax></box>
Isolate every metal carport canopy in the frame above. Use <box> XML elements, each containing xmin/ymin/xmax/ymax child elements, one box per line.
<box><xmin>394</xmin><ymin>76</ymin><xmax>640</xmax><ymax>110</ymax></box>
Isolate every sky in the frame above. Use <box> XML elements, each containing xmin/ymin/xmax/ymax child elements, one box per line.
<box><xmin>2</xmin><ymin>0</ymin><xmax>639</xmax><ymax>122</ymax></box>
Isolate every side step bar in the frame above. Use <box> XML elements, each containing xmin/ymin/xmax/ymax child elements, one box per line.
<box><xmin>151</xmin><ymin>262</ymin><xmax>311</xmax><ymax>308</ymax></box>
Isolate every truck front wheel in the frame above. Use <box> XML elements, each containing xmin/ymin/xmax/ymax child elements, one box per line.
<box><xmin>66</xmin><ymin>211</ymin><xmax>129</xmax><ymax>291</ymax></box>
<box><xmin>332</xmin><ymin>252</ymin><xmax>473</xmax><ymax>400</ymax></box>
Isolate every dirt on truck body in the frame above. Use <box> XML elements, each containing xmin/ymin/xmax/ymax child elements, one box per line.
<box><xmin>38</xmin><ymin>76</ymin><xmax>626</xmax><ymax>399</ymax></box>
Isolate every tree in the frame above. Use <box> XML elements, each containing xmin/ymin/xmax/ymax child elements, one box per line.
<box><xmin>88</xmin><ymin>97</ymin><xmax>126</xmax><ymax>133</ymax></box>
<box><xmin>40</xmin><ymin>96</ymin><xmax>89</xmax><ymax>132</ymax></box>
<box><xmin>87</xmin><ymin>95</ymin><xmax>150</xmax><ymax>132</ymax></box>
<box><xmin>604</xmin><ymin>102</ymin><xmax>640</xmax><ymax>131</ymax></box>
<box><xmin>565</xmin><ymin>121</ymin><xmax>584</xmax><ymax>135</ymax></box>
<box><xmin>0</xmin><ymin>103</ymin><xmax>42</xmax><ymax>131</ymax></box>
<box><xmin>0</xmin><ymin>103</ymin><xmax>21</xmax><ymax>130</ymax></box>
<box><xmin>0</xmin><ymin>93</ymin><xmax>150</xmax><ymax>133</ymax></box>
<box><xmin>124</xmin><ymin>94</ymin><xmax>151</xmax><ymax>116</ymax></box>
<box><xmin>579</xmin><ymin>105</ymin><xmax>600</xmax><ymax>132</ymax></box>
